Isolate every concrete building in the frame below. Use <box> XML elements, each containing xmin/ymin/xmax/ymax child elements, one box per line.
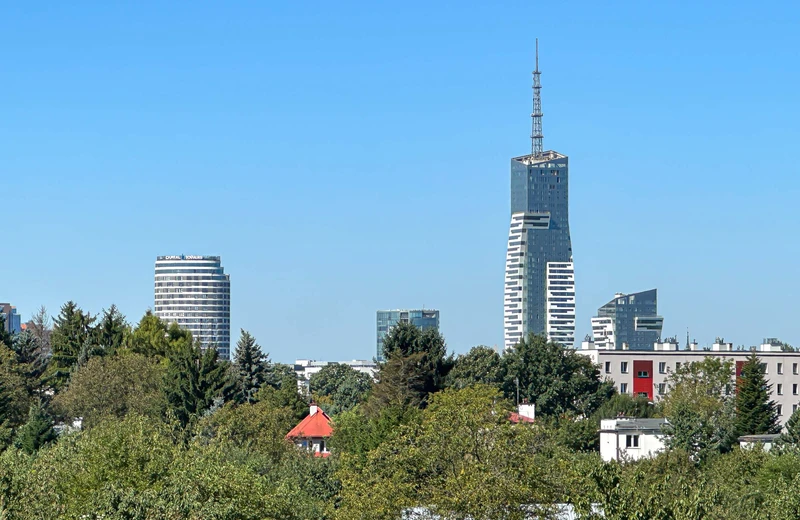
<box><xmin>293</xmin><ymin>359</ymin><xmax>378</xmax><ymax>393</ymax></box>
<box><xmin>503</xmin><ymin>46</ymin><xmax>574</xmax><ymax>350</ymax></box>
<box><xmin>376</xmin><ymin>309</ymin><xmax>439</xmax><ymax>361</ymax></box>
<box><xmin>591</xmin><ymin>289</ymin><xmax>663</xmax><ymax>350</ymax></box>
<box><xmin>154</xmin><ymin>255</ymin><xmax>231</xmax><ymax>360</ymax></box>
<box><xmin>600</xmin><ymin>418</ymin><xmax>667</xmax><ymax>462</ymax></box>
<box><xmin>579</xmin><ymin>337</ymin><xmax>800</xmax><ymax>425</ymax></box>
<box><xmin>0</xmin><ymin>303</ymin><xmax>21</xmax><ymax>334</ymax></box>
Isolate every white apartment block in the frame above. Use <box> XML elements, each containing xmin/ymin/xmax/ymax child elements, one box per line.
<box><xmin>579</xmin><ymin>337</ymin><xmax>800</xmax><ymax>426</ymax></box>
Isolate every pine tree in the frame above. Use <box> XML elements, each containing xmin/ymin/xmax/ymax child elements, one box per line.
<box><xmin>233</xmin><ymin>329</ymin><xmax>268</xmax><ymax>403</ymax></box>
<box><xmin>734</xmin><ymin>352</ymin><xmax>780</xmax><ymax>436</ymax></box>
<box><xmin>164</xmin><ymin>342</ymin><xmax>236</xmax><ymax>427</ymax></box>
<box><xmin>45</xmin><ymin>301</ymin><xmax>96</xmax><ymax>391</ymax></box>
<box><xmin>94</xmin><ymin>304</ymin><xmax>128</xmax><ymax>355</ymax></box>
<box><xmin>781</xmin><ymin>407</ymin><xmax>800</xmax><ymax>445</ymax></box>
<box><xmin>14</xmin><ymin>402</ymin><xmax>57</xmax><ymax>454</ymax></box>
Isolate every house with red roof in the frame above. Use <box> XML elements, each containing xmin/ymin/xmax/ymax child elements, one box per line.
<box><xmin>285</xmin><ymin>403</ymin><xmax>333</xmax><ymax>457</ymax></box>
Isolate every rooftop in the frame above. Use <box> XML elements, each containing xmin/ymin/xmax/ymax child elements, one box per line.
<box><xmin>601</xmin><ymin>418</ymin><xmax>667</xmax><ymax>433</ymax></box>
<box><xmin>512</xmin><ymin>150</ymin><xmax>566</xmax><ymax>166</ymax></box>
<box><xmin>285</xmin><ymin>407</ymin><xmax>333</xmax><ymax>440</ymax></box>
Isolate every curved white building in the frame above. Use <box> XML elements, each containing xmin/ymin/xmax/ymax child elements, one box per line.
<box><xmin>154</xmin><ymin>255</ymin><xmax>231</xmax><ymax>360</ymax></box>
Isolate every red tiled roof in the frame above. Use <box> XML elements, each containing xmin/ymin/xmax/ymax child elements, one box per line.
<box><xmin>285</xmin><ymin>408</ymin><xmax>333</xmax><ymax>439</ymax></box>
<box><xmin>509</xmin><ymin>412</ymin><xmax>535</xmax><ymax>424</ymax></box>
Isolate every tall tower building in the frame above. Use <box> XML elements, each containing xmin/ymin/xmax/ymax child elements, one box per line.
<box><xmin>504</xmin><ymin>41</ymin><xmax>575</xmax><ymax>350</ymax></box>
<box><xmin>154</xmin><ymin>255</ymin><xmax>231</xmax><ymax>360</ymax></box>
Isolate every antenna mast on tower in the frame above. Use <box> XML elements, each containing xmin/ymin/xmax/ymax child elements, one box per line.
<box><xmin>531</xmin><ymin>38</ymin><xmax>544</xmax><ymax>157</ymax></box>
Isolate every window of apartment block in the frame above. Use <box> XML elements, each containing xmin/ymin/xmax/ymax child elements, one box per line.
<box><xmin>795</xmin><ymin>363</ymin><xmax>798</xmax><ymax>375</ymax></box>
<box><xmin>778</xmin><ymin>405</ymin><xmax>783</xmax><ymax>416</ymax></box>
<box><xmin>657</xmin><ymin>383</ymin><xmax>666</xmax><ymax>395</ymax></box>
<box><xmin>778</xmin><ymin>363</ymin><xmax>784</xmax><ymax>375</ymax></box>
<box><xmin>676</xmin><ymin>362</ymin><xmax>681</xmax><ymax>371</ymax></box>
<box><xmin>658</xmin><ymin>362</ymin><xmax>666</xmax><ymax>374</ymax></box>
<box><xmin>795</xmin><ymin>404</ymin><xmax>798</xmax><ymax>413</ymax></box>
<box><xmin>605</xmin><ymin>361</ymin><xmax>611</xmax><ymax>373</ymax></box>
<box><xmin>637</xmin><ymin>370</ymin><xmax>649</xmax><ymax>378</ymax></box>
<box><xmin>794</xmin><ymin>384</ymin><xmax>798</xmax><ymax>395</ymax></box>
<box><xmin>761</xmin><ymin>363</ymin><xmax>768</xmax><ymax>374</ymax></box>
<box><xmin>621</xmin><ymin>362</ymin><xmax>629</xmax><ymax>374</ymax></box>
<box><xmin>620</xmin><ymin>383</ymin><xmax>628</xmax><ymax>394</ymax></box>
<box><xmin>778</xmin><ymin>384</ymin><xmax>783</xmax><ymax>395</ymax></box>
<box><xmin>626</xmin><ymin>434</ymin><xmax>639</xmax><ymax>448</ymax></box>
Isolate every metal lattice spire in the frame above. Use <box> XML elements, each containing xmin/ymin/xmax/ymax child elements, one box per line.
<box><xmin>530</xmin><ymin>38</ymin><xmax>543</xmax><ymax>156</ymax></box>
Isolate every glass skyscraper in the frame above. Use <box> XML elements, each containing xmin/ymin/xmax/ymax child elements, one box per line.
<box><xmin>591</xmin><ymin>289</ymin><xmax>663</xmax><ymax>351</ymax></box>
<box><xmin>503</xmin><ymin>51</ymin><xmax>574</xmax><ymax>350</ymax></box>
<box><xmin>376</xmin><ymin>309</ymin><xmax>440</xmax><ymax>361</ymax></box>
<box><xmin>154</xmin><ymin>255</ymin><xmax>231</xmax><ymax>360</ymax></box>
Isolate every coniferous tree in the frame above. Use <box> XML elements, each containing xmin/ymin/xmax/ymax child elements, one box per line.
<box><xmin>14</xmin><ymin>402</ymin><xmax>57</xmax><ymax>454</ymax></box>
<box><xmin>0</xmin><ymin>315</ymin><xmax>12</xmax><ymax>349</ymax></box>
<box><xmin>233</xmin><ymin>329</ymin><xmax>268</xmax><ymax>403</ymax></box>
<box><xmin>780</xmin><ymin>407</ymin><xmax>800</xmax><ymax>445</ymax></box>
<box><xmin>734</xmin><ymin>352</ymin><xmax>780</xmax><ymax>436</ymax></box>
<box><xmin>94</xmin><ymin>304</ymin><xmax>128</xmax><ymax>355</ymax></box>
<box><xmin>164</xmin><ymin>342</ymin><xmax>236</xmax><ymax>427</ymax></box>
<box><xmin>46</xmin><ymin>301</ymin><xmax>96</xmax><ymax>391</ymax></box>
<box><xmin>367</xmin><ymin>322</ymin><xmax>453</xmax><ymax>414</ymax></box>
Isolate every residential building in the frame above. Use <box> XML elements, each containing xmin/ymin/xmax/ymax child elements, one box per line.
<box><xmin>285</xmin><ymin>403</ymin><xmax>333</xmax><ymax>457</ymax></box>
<box><xmin>600</xmin><ymin>418</ymin><xmax>667</xmax><ymax>462</ymax></box>
<box><xmin>509</xmin><ymin>400</ymin><xmax>536</xmax><ymax>424</ymax></box>
<box><xmin>0</xmin><ymin>303</ymin><xmax>21</xmax><ymax>334</ymax></box>
<box><xmin>154</xmin><ymin>255</ymin><xmax>231</xmax><ymax>360</ymax></box>
<box><xmin>504</xmin><ymin>43</ymin><xmax>574</xmax><ymax>350</ymax></box>
<box><xmin>376</xmin><ymin>309</ymin><xmax>439</xmax><ymax>361</ymax></box>
<box><xmin>579</xmin><ymin>338</ymin><xmax>800</xmax><ymax>426</ymax></box>
<box><xmin>591</xmin><ymin>289</ymin><xmax>663</xmax><ymax>350</ymax></box>
<box><xmin>739</xmin><ymin>434</ymin><xmax>781</xmax><ymax>451</ymax></box>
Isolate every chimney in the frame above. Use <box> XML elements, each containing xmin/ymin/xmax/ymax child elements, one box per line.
<box><xmin>309</xmin><ymin>402</ymin><xmax>318</xmax><ymax>416</ymax></box>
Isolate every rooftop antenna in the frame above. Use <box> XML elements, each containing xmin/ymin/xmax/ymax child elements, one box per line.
<box><xmin>530</xmin><ymin>38</ymin><xmax>544</xmax><ymax>157</ymax></box>
<box><xmin>686</xmin><ymin>328</ymin><xmax>690</xmax><ymax>350</ymax></box>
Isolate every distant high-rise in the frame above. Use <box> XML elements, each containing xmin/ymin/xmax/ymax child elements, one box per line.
<box><xmin>376</xmin><ymin>309</ymin><xmax>439</xmax><ymax>361</ymax></box>
<box><xmin>154</xmin><ymin>255</ymin><xmax>231</xmax><ymax>360</ymax></box>
<box><xmin>504</xmin><ymin>41</ymin><xmax>574</xmax><ymax>350</ymax></box>
<box><xmin>591</xmin><ymin>289</ymin><xmax>663</xmax><ymax>351</ymax></box>
<box><xmin>0</xmin><ymin>303</ymin><xmax>21</xmax><ymax>334</ymax></box>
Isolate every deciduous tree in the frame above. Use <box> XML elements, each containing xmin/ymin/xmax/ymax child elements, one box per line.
<box><xmin>309</xmin><ymin>363</ymin><xmax>372</xmax><ymax>415</ymax></box>
<box><xmin>446</xmin><ymin>345</ymin><xmax>503</xmax><ymax>390</ymax></box>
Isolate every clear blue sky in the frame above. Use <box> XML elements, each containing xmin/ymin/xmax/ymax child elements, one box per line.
<box><xmin>4</xmin><ymin>1</ymin><xmax>800</xmax><ymax>361</ymax></box>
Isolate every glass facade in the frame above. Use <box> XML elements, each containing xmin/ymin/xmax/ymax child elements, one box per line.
<box><xmin>376</xmin><ymin>309</ymin><xmax>440</xmax><ymax>361</ymax></box>
<box><xmin>504</xmin><ymin>152</ymin><xmax>573</xmax><ymax>349</ymax></box>
<box><xmin>0</xmin><ymin>304</ymin><xmax>22</xmax><ymax>334</ymax></box>
<box><xmin>595</xmin><ymin>289</ymin><xmax>662</xmax><ymax>351</ymax></box>
<box><xmin>154</xmin><ymin>255</ymin><xmax>231</xmax><ymax>360</ymax></box>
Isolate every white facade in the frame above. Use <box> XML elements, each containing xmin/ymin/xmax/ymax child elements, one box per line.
<box><xmin>294</xmin><ymin>359</ymin><xmax>377</xmax><ymax>393</ymax></box>
<box><xmin>154</xmin><ymin>255</ymin><xmax>231</xmax><ymax>360</ymax></box>
<box><xmin>546</xmin><ymin>261</ymin><xmax>575</xmax><ymax>348</ymax></box>
<box><xmin>504</xmin><ymin>212</ymin><xmax>549</xmax><ymax>350</ymax></box>
<box><xmin>600</xmin><ymin>418</ymin><xmax>667</xmax><ymax>462</ymax></box>
<box><xmin>591</xmin><ymin>317</ymin><xmax>615</xmax><ymax>350</ymax></box>
<box><xmin>579</xmin><ymin>344</ymin><xmax>800</xmax><ymax>426</ymax></box>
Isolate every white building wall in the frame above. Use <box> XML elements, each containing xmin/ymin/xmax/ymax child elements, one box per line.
<box><xmin>581</xmin><ymin>348</ymin><xmax>800</xmax><ymax>426</ymax></box>
<box><xmin>599</xmin><ymin>420</ymin><xmax>666</xmax><ymax>462</ymax></box>
<box><xmin>546</xmin><ymin>262</ymin><xmax>575</xmax><ymax>348</ymax></box>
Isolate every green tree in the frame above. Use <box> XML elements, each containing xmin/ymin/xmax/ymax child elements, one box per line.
<box><xmin>14</xmin><ymin>402</ymin><xmax>56</xmax><ymax>454</ymax></box>
<box><xmin>0</xmin><ymin>315</ymin><xmax>12</xmax><ymax>350</ymax></box>
<box><xmin>309</xmin><ymin>363</ymin><xmax>372</xmax><ymax>415</ymax></box>
<box><xmin>45</xmin><ymin>301</ymin><xmax>96</xmax><ymax>391</ymax></box>
<box><xmin>735</xmin><ymin>352</ymin><xmax>780</xmax><ymax>436</ymax></box>
<box><xmin>501</xmin><ymin>334</ymin><xmax>614</xmax><ymax>417</ymax></box>
<box><xmin>0</xmin><ymin>343</ymin><xmax>34</xmax><ymax>427</ymax></box>
<box><xmin>336</xmin><ymin>385</ymin><xmax>559</xmax><ymax>520</ymax></box>
<box><xmin>446</xmin><ymin>345</ymin><xmax>504</xmax><ymax>390</ymax></box>
<box><xmin>780</xmin><ymin>408</ymin><xmax>800</xmax><ymax>445</ymax></box>
<box><xmin>233</xmin><ymin>329</ymin><xmax>268</xmax><ymax>403</ymax></box>
<box><xmin>52</xmin><ymin>353</ymin><xmax>167</xmax><ymax>428</ymax></box>
<box><xmin>93</xmin><ymin>304</ymin><xmax>128</xmax><ymax>355</ymax></box>
<box><xmin>661</xmin><ymin>357</ymin><xmax>737</xmax><ymax>461</ymax></box>
<box><xmin>257</xmin><ymin>374</ymin><xmax>308</xmax><ymax>423</ymax></box>
<box><xmin>591</xmin><ymin>393</ymin><xmax>655</xmax><ymax>422</ymax></box>
<box><xmin>164</xmin><ymin>343</ymin><xmax>236</xmax><ymax>428</ymax></box>
<box><xmin>11</xmin><ymin>330</ymin><xmax>49</xmax><ymax>396</ymax></box>
<box><xmin>367</xmin><ymin>322</ymin><xmax>453</xmax><ymax>413</ymax></box>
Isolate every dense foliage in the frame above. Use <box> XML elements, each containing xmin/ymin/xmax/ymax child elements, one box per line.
<box><xmin>0</xmin><ymin>307</ymin><xmax>798</xmax><ymax>518</ymax></box>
